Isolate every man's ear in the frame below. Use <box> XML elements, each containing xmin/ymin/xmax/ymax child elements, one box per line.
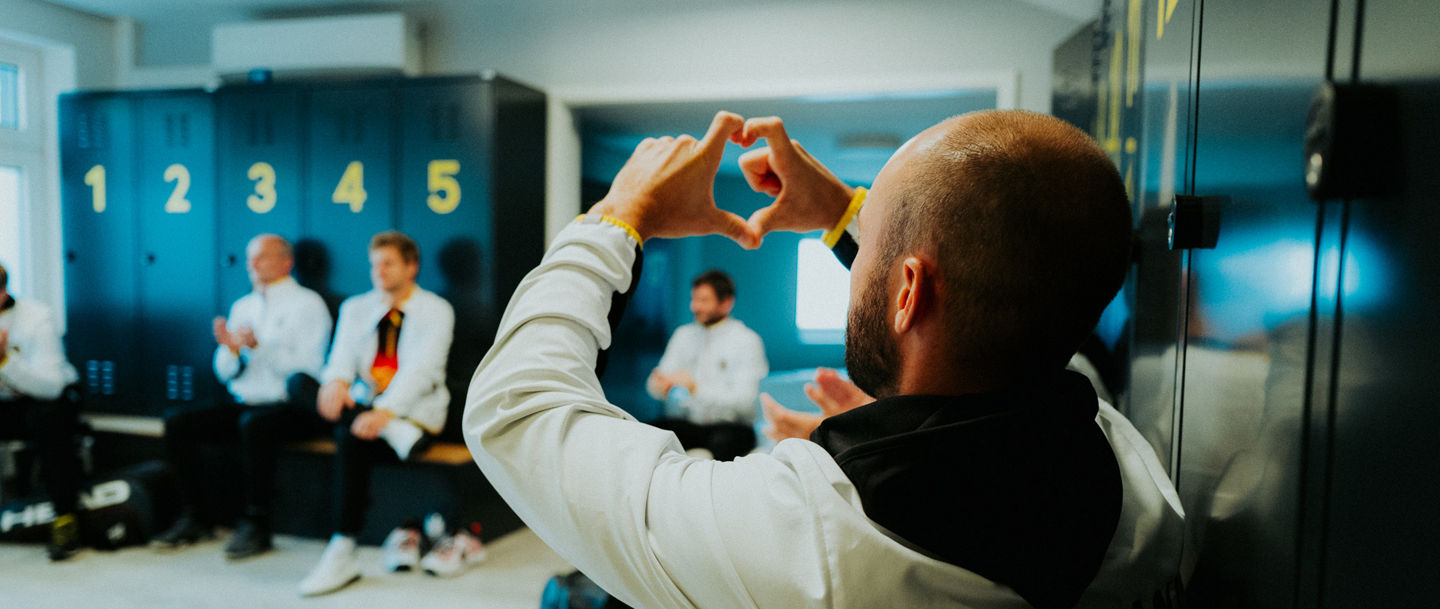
<box><xmin>893</xmin><ymin>257</ymin><xmax>930</xmax><ymax>334</ymax></box>
<box><xmin>719</xmin><ymin>296</ymin><xmax>736</xmax><ymax>316</ymax></box>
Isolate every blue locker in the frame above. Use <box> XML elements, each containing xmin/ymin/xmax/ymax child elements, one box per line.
<box><xmin>59</xmin><ymin>93</ymin><xmax>139</xmax><ymax>412</ymax></box>
<box><xmin>134</xmin><ymin>90</ymin><xmax>219</xmax><ymax>411</ymax></box>
<box><xmin>215</xmin><ymin>85</ymin><xmax>307</xmax><ymax>310</ymax></box>
<box><xmin>395</xmin><ymin>75</ymin><xmax>546</xmax><ymax>439</ymax></box>
<box><xmin>304</xmin><ymin>84</ymin><xmax>397</xmax><ymax>299</ymax></box>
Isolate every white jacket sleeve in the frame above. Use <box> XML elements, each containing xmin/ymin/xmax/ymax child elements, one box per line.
<box><xmin>0</xmin><ymin>304</ymin><xmax>77</xmax><ymax>400</ymax></box>
<box><xmin>321</xmin><ymin>299</ymin><xmax>361</xmax><ymax>386</ymax></box>
<box><xmin>464</xmin><ymin>223</ymin><xmax>835</xmax><ymax>609</ymax></box>
<box><xmin>646</xmin><ymin>329</ymin><xmax>690</xmax><ymax>400</ymax></box>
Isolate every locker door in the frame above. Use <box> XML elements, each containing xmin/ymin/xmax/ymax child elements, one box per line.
<box><xmin>397</xmin><ymin>78</ymin><xmax>496</xmax><ymax>439</ymax></box>
<box><xmin>1177</xmin><ymin>1</ymin><xmax>1334</xmax><ymax>606</ymax></box>
<box><xmin>135</xmin><ymin>91</ymin><xmax>218</xmax><ymax>412</ymax></box>
<box><xmin>59</xmin><ymin>93</ymin><xmax>138</xmax><ymax>411</ymax></box>
<box><xmin>1316</xmin><ymin>0</ymin><xmax>1440</xmax><ymax>604</ymax></box>
<box><xmin>215</xmin><ymin>86</ymin><xmax>306</xmax><ymax>310</ymax></box>
<box><xmin>305</xmin><ymin>85</ymin><xmax>397</xmax><ymax>299</ymax></box>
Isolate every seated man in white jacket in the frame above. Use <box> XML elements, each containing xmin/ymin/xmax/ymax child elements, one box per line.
<box><xmin>465</xmin><ymin>111</ymin><xmax>1184</xmax><ymax>609</ymax></box>
<box><xmin>299</xmin><ymin>231</ymin><xmax>454</xmax><ymax>597</ymax></box>
<box><xmin>646</xmin><ymin>269</ymin><xmax>768</xmax><ymax>460</ymax></box>
<box><xmin>0</xmin><ymin>261</ymin><xmax>82</xmax><ymax>561</ymax></box>
<box><xmin>151</xmin><ymin>234</ymin><xmax>332</xmax><ymax>560</ymax></box>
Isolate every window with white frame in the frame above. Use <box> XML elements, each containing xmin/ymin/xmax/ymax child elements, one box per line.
<box><xmin>0</xmin><ymin>38</ymin><xmax>46</xmax><ymax>300</ymax></box>
<box><xmin>796</xmin><ymin>237</ymin><xmax>851</xmax><ymax>344</ymax></box>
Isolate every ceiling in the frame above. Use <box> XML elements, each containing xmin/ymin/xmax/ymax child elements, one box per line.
<box><xmin>50</xmin><ymin>0</ymin><xmax>1099</xmax><ymax>22</ymax></box>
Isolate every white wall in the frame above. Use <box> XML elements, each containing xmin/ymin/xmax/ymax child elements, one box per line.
<box><xmin>1</xmin><ymin>0</ymin><xmax>116</xmax><ymax>88</ymax></box>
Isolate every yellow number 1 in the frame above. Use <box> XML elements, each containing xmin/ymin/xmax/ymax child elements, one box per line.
<box><xmin>427</xmin><ymin>159</ymin><xmax>461</xmax><ymax>214</ymax></box>
<box><xmin>84</xmin><ymin>164</ymin><xmax>106</xmax><ymax>213</ymax></box>
<box><xmin>332</xmin><ymin>161</ymin><xmax>367</xmax><ymax>213</ymax></box>
<box><xmin>247</xmin><ymin>162</ymin><xmax>277</xmax><ymax>214</ymax></box>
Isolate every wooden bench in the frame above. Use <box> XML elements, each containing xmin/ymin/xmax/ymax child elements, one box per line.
<box><xmin>77</xmin><ymin>413</ymin><xmax>519</xmax><ymax>544</ymax></box>
<box><xmin>81</xmin><ymin>413</ymin><xmax>475</xmax><ymax>465</ymax></box>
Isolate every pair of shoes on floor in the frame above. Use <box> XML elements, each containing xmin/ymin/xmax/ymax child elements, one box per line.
<box><xmin>421</xmin><ymin>522</ymin><xmax>488</xmax><ymax>578</ymax></box>
<box><xmin>224</xmin><ymin>517</ymin><xmax>273</xmax><ymax>561</ymax></box>
<box><xmin>299</xmin><ymin>534</ymin><xmax>362</xmax><ymax>597</ymax></box>
<box><xmin>380</xmin><ymin>515</ymin><xmax>487</xmax><ymax>578</ymax></box>
<box><xmin>47</xmin><ymin>513</ymin><xmax>81</xmax><ymax>562</ymax></box>
<box><xmin>150</xmin><ymin>512</ymin><xmax>215</xmax><ymax>551</ymax></box>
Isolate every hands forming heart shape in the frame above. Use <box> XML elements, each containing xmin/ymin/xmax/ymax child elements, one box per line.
<box><xmin>587</xmin><ymin>111</ymin><xmax>860</xmax><ymax>250</ymax></box>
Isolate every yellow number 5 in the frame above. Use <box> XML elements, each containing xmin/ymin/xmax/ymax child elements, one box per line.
<box><xmin>427</xmin><ymin>159</ymin><xmax>461</xmax><ymax>214</ymax></box>
<box><xmin>247</xmin><ymin>162</ymin><xmax>277</xmax><ymax>214</ymax></box>
<box><xmin>332</xmin><ymin>161</ymin><xmax>367</xmax><ymax>213</ymax></box>
<box><xmin>164</xmin><ymin>163</ymin><xmax>191</xmax><ymax>214</ymax></box>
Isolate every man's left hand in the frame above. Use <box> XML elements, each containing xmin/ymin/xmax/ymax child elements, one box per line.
<box><xmin>351</xmin><ymin>409</ymin><xmax>395</xmax><ymax>440</ymax></box>
<box><xmin>588</xmin><ymin>111</ymin><xmax>758</xmax><ymax>249</ymax></box>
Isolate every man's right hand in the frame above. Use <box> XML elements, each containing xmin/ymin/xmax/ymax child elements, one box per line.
<box><xmin>317</xmin><ymin>379</ymin><xmax>354</xmax><ymax>422</ymax></box>
<box><xmin>736</xmin><ymin>116</ymin><xmax>856</xmax><ymax>243</ymax></box>
<box><xmin>212</xmin><ymin>316</ymin><xmax>236</xmax><ymax>353</ymax></box>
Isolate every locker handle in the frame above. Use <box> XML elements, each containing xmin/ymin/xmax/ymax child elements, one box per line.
<box><xmin>142</xmin><ymin>252</ymin><xmax>157</xmax><ymax>266</ymax></box>
<box><xmin>223</xmin><ymin>253</ymin><xmax>238</xmax><ymax>268</ymax></box>
<box><xmin>65</xmin><ymin>250</ymin><xmax>77</xmax><ymax>263</ymax></box>
<box><xmin>1168</xmin><ymin>195</ymin><xmax>1225</xmax><ymax>251</ymax></box>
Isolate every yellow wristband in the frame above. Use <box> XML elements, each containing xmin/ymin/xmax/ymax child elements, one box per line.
<box><xmin>821</xmin><ymin>187</ymin><xmax>867</xmax><ymax>248</ymax></box>
<box><xmin>575</xmin><ymin>213</ymin><xmax>644</xmax><ymax>248</ymax></box>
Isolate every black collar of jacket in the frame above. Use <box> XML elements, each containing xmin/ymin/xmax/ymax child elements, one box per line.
<box><xmin>810</xmin><ymin>369</ymin><xmax>1123</xmax><ymax>609</ymax></box>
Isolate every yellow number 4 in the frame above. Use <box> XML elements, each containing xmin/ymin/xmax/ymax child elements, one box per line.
<box><xmin>427</xmin><ymin>159</ymin><xmax>461</xmax><ymax>214</ymax></box>
<box><xmin>332</xmin><ymin>161</ymin><xmax>367</xmax><ymax>213</ymax></box>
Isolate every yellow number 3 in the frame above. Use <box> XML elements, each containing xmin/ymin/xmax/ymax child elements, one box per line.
<box><xmin>427</xmin><ymin>159</ymin><xmax>461</xmax><ymax>214</ymax></box>
<box><xmin>247</xmin><ymin>162</ymin><xmax>277</xmax><ymax>214</ymax></box>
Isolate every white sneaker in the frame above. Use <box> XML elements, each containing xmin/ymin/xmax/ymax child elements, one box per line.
<box><xmin>299</xmin><ymin>534</ymin><xmax>362</xmax><ymax>596</ymax></box>
<box><xmin>420</xmin><ymin>523</ymin><xmax>487</xmax><ymax>577</ymax></box>
<box><xmin>380</xmin><ymin>521</ymin><xmax>424</xmax><ymax>572</ymax></box>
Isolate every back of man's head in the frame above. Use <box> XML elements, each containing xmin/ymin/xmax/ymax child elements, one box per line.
<box><xmin>880</xmin><ymin>110</ymin><xmax>1131</xmax><ymax>381</ymax></box>
<box><xmin>692</xmin><ymin>269</ymin><xmax>736</xmax><ymax>302</ymax></box>
<box><xmin>0</xmin><ymin>261</ymin><xmax>7</xmax><ymax>292</ymax></box>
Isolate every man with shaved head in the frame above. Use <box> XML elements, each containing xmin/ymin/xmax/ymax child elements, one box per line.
<box><xmin>153</xmin><ymin>233</ymin><xmax>332</xmax><ymax>561</ymax></box>
<box><xmin>465</xmin><ymin>111</ymin><xmax>1183</xmax><ymax>608</ymax></box>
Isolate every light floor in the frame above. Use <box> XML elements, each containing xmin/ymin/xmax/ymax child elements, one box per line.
<box><xmin>0</xmin><ymin>527</ymin><xmax>573</xmax><ymax>609</ymax></box>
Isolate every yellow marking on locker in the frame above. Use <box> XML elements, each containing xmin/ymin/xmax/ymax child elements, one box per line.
<box><xmin>84</xmin><ymin>165</ymin><xmax>106</xmax><ymax>213</ymax></box>
<box><xmin>247</xmin><ymin>162</ymin><xmax>277</xmax><ymax>214</ymax></box>
<box><xmin>427</xmin><ymin>159</ymin><xmax>462</xmax><ymax>215</ymax></box>
<box><xmin>332</xmin><ymin>161</ymin><xmax>367</xmax><ymax>213</ymax></box>
<box><xmin>1127</xmin><ymin>0</ymin><xmax>1141</xmax><ymax>107</ymax></box>
<box><xmin>163</xmin><ymin>164</ymin><xmax>191</xmax><ymax>214</ymax></box>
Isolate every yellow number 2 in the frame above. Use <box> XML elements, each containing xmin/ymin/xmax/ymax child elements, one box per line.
<box><xmin>84</xmin><ymin>164</ymin><xmax>106</xmax><ymax>213</ymax></box>
<box><xmin>332</xmin><ymin>161</ymin><xmax>367</xmax><ymax>213</ymax></box>
<box><xmin>247</xmin><ymin>162</ymin><xmax>277</xmax><ymax>214</ymax></box>
<box><xmin>164</xmin><ymin>163</ymin><xmax>191</xmax><ymax>214</ymax></box>
<box><xmin>427</xmin><ymin>159</ymin><xmax>461</xmax><ymax>214</ymax></box>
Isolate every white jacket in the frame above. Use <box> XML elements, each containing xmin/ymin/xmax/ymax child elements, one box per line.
<box><xmin>465</xmin><ymin>222</ymin><xmax>1184</xmax><ymax>609</ymax></box>
<box><xmin>214</xmin><ymin>276</ymin><xmax>332</xmax><ymax>405</ymax></box>
<box><xmin>0</xmin><ymin>298</ymin><xmax>79</xmax><ymax>401</ymax></box>
<box><xmin>647</xmin><ymin>318</ymin><xmax>768</xmax><ymax>424</ymax></box>
<box><xmin>323</xmin><ymin>286</ymin><xmax>453</xmax><ymax>433</ymax></box>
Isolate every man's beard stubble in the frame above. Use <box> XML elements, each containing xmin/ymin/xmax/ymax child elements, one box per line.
<box><xmin>844</xmin><ymin>274</ymin><xmax>900</xmax><ymax>400</ymax></box>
